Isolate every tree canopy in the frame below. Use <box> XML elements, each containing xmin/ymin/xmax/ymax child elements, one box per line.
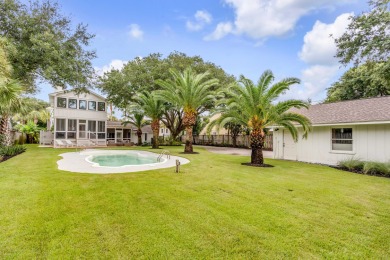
<box><xmin>0</xmin><ymin>0</ymin><xmax>96</xmax><ymax>93</ymax></box>
<box><xmin>98</xmin><ymin>52</ymin><xmax>235</xmax><ymax>110</ymax></box>
<box><xmin>326</xmin><ymin>60</ymin><xmax>390</xmax><ymax>102</ymax></box>
<box><xmin>335</xmin><ymin>0</ymin><xmax>390</xmax><ymax>65</ymax></box>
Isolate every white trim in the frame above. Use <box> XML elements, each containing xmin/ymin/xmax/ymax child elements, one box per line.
<box><xmin>290</xmin><ymin>121</ymin><xmax>390</xmax><ymax>127</ymax></box>
<box><xmin>329</xmin><ymin>126</ymin><xmax>355</xmax><ymax>154</ymax></box>
<box><xmin>49</xmin><ymin>89</ymin><xmax>106</xmax><ymax>101</ymax></box>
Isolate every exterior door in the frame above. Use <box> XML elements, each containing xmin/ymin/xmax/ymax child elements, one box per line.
<box><xmin>78</xmin><ymin>121</ymin><xmax>86</xmax><ymax>139</ymax></box>
<box><xmin>115</xmin><ymin>130</ymin><xmax>123</xmax><ymax>143</ymax></box>
<box><xmin>283</xmin><ymin>130</ymin><xmax>297</xmax><ymax>160</ymax></box>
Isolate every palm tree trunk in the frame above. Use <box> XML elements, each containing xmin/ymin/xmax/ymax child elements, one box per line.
<box><xmin>137</xmin><ymin>129</ymin><xmax>142</xmax><ymax>146</ymax></box>
<box><xmin>184</xmin><ymin>125</ymin><xmax>193</xmax><ymax>153</ymax></box>
<box><xmin>232</xmin><ymin>135</ymin><xmax>237</xmax><ymax>147</ymax></box>
<box><xmin>183</xmin><ymin>111</ymin><xmax>196</xmax><ymax>153</ymax></box>
<box><xmin>0</xmin><ymin>115</ymin><xmax>12</xmax><ymax>147</ymax></box>
<box><xmin>250</xmin><ymin>129</ymin><xmax>265</xmax><ymax>165</ymax></box>
<box><xmin>151</xmin><ymin>119</ymin><xmax>159</xmax><ymax>149</ymax></box>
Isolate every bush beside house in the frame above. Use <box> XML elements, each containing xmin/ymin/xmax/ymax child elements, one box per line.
<box><xmin>339</xmin><ymin>158</ymin><xmax>390</xmax><ymax>177</ymax></box>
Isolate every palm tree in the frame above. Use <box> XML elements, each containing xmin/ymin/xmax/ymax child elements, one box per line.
<box><xmin>211</xmin><ymin>70</ymin><xmax>311</xmax><ymax>165</ymax></box>
<box><xmin>156</xmin><ymin>68</ymin><xmax>219</xmax><ymax>153</ymax></box>
<box><xmin>122</xmin><ymin>113</ymin><xmax>150</xmax><ymax>145</ymax></box>
<box><xmin>135</xmin><ymin>92</ymin><xmax>164</xmax><ymax>149</ymax></box>
<box><xmin>0</xmin><ymin>79</ymin><xmax>24</xmax><ymax>146</ymax></box>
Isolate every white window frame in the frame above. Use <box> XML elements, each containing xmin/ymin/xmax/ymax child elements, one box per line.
<box><xmin>55</xmin><ymin>118</ymin><xmax>66</xmax><ymax>139</ymax></box>
<box><xmin>56</xmin><ymin>97</ymin><xmax>67</xmax><ymax>108</ymax></box>
<box><xmin>330</xmin><ymin>126</ymin><xmax>355</xmax><ymax>154</ymax></box>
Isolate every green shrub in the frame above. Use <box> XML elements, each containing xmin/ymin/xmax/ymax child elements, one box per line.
<box><xmin>339</xmin><ymin>158</ymin><xmax>365</xmax><ymax>171</ymax></box>
<box><xmin>0</xmin><ymin>145</ymin><xmax>27</xmax><ymax>157</ymax></box>
<box><xmin>363</xmin><ymin>162</ymin><xmax>390</xmax><ymax>177</ymax></box>
<box><xmin>159</xmin><ymin>136</ymin><xmax>182</xmax><ymax>146</ymax></box>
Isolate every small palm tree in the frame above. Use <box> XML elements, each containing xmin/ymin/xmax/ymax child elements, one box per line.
<box><xmin>122</xmin><ymin>113</ymin><xmax>150</xmax><ymax>146</ymax></box>
<box><xmin>135</xmin><ymin>92</ymin><xmax>164</xmax><ymax>149</ymax></box>
<box><xmin>0</xmin><ymin>79</ymin><xmax>24</xmax><ymax>146</ymax></box>
<box><xmin>211</xmin><ymin>70</ymin><xmax>311</xmax><ymax>165</ymax></box>
<box><xmin>156</xmin><ymin>68</ymin><xmax>219</xmax><ymax>153</ymax></box>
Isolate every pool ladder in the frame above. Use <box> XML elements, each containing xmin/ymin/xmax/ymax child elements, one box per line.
<box><xmin>157</xmin><ymin>150</ymin><xmax>171</xmax><ymax>162</ymax></box>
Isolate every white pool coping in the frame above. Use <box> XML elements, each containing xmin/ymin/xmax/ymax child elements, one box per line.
<box><xmin>57</xmin><ymin>149</ymin><xmax>190</xmax><ymax>174</ymax></box>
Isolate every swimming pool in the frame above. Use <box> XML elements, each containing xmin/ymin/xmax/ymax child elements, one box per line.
<box><xmin>88</xmin><ymin>153</ymin><xmax>162</xmax><ymax>167</ymax></box>
<box><xmin>58</xmin><ymin>149</ymin><xmax>190</xmax><ymax>174</ymax></box>
<box><xmin>85</xmin><ymin>151</ymin><xmax>166</xmax><ymax>167</ymax></box>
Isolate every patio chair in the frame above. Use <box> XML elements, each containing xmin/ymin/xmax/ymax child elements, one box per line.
<box><xmin>89</xmin><ymin>140</ymin><xmax>98</xmax><ymax>147</ymax></box>
<box><xmin>55</xmin><ymin>140</ymin><xmax>67</xmax><ymax>148</ymax></box>
<box><xmin>65</xmin><ymin>140</ymin><xmax>76</xmax><ymax>147</ymax></box>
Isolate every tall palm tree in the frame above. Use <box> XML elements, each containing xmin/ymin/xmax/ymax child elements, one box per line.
<box><xmin>156</xmin><ymin>68</ymin><xmax>219</xmax><ymax>153</ymax></box>
<box><xmin>122</xmin><ymin>113</ymin><xmax>150</xmax><ymax>145</ymax></box>
<box><xmin>135</xmin><ymin>92</ymin><xmax>165</xmax><ymax>149</ymax></box>
<box><xmin>0</xmin><ymin>79</ymin><xmax>24</xmax><ymax>146</ymax></box>
<box><xmin>211</xmin><ymin>70</ymin><xmax>311</xmax><ymax>165</ymax></box>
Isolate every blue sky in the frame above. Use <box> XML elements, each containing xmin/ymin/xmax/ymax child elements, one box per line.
<box><xmin>34</xmin><ymin>0</ymin><xmax>368</xmax><ymax>104</ymax></box>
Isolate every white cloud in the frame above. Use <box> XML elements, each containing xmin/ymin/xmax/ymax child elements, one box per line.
<box><xmin>186</xmin><ymin>10</ymin><xmax>212</xmax><ymax>31</ymax></box>
<box><xmin>204</xmin><ymin>22</ymin><xmax>233</xmax><ymax>40</ymax></box>
<box><xmin>128</xmin><ymin>24</ymin><xmax>144</xmax><ymax>40</ymax></box>
<box><xmin>299</xmin><ymin>13</ymin><xmax>352</xmax><ymax>65</ymax></box>
<box><xmin>289</xmin><ymin>13</ymin><xmax>352</xmax><ymax>101</ymax></box>
<box><xmin>95</xmin><ymin>59</ymin><xmax>127</xmax><ymax>77</ymax></box>
<box><xmin>208</xmin><ymin>0</ymin><xmax>352</xmax><ymax>40</ymax></box>
<box><xmin>282</xmin><ymin>65</ymin><xmax>340</xmax><ymax>101</ymax></box>
<box><xmin>300</xmin><ymin>65</ymin><xmax>339</xmax><ymax>98</ymax></box>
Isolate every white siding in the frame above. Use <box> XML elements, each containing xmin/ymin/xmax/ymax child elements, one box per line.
<box><xmin>52</xmin><ymin>91</ymin><xmax>107</xmax><ymax>120</ymax></box>
<box><xmin>273</xmin><ymin>124</ymin><xmax>390</xmax><ymax>165</ymax></box>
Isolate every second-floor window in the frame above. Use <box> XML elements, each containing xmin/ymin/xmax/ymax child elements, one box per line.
<box><xmin>88</xmin><ymin>101</ymin><xmax>96</xmax><ymax>111</ymax></box>
<box><xmin>79</xmin><ymin>100</ymin><xmax>87</xmax><ymax>110</ymax></box>
<box><xmin>57</xmin><ymin>97</ymin><xmax>66</xmax><ymax>108</ymax></box>
<box><xmin>68</xmin><ymin>99</ymin><xmax>77</xmax><ymax>109</ymax></box>
<box><xmin>98</xmin><ymin>102</ymin><xmax>105</xmax><ymax>111</ymax></box>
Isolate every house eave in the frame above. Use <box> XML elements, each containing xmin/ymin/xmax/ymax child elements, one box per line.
<box><xmin>272</xmin><ymin>120</ymin><xmax>390</xmax><ymax>129</ymax></box>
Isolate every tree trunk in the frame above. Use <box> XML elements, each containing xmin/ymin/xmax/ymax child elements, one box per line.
<box><xmin>151</xmin><ymin>119</ymin><xmax>159</xmax><ymax>149</ymax></box>
<box><xmin>136</xmin><ymin>129</ymin><xmax>142</xmax><ymax>146</ymax></box>
<box><xmin>232</xmin><ymin>135</ymin><xmax>237</xmax><ymax>147</ymax></box>
<box><xmin>184</xmin><ymin>125</ymin><xmax>193</xmax><ymax>153</ymax></box>
<box><xmin>0</xmin><ymin>115</ymin><xmax>12</xmax><ymax>147</ymax></box>
<box><xmin>183</xmin><ymin>111</ymin><xmax>196</xmax><ymax>153</ymax></box>
<box><xmin>250</xmin><ymin>129</ymin><xmax>265</xmax><ymax>165</ymax></box>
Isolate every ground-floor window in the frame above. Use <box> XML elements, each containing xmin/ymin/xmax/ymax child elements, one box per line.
<box><xmin>55</xmin><ymin>119</ymin><xmax>66</xmax><ymax>139</ymax></box>
<box><xmin>55</xmin><ymin>119</ymin><xmax>107</xmax><ymax>140</ymax></box>
<box><xmin>97</xmin><ymin>121</ymin><xmax>105</xmax><ymax>139</ymax></box>
<box><xmin>331</xmin><ymin>128</ymin><xmax>353</xmax><ymax>151</ymax></box>
<box><xmin>67</xmin><ymin>119</ymin><xmax>77</xmax><ymax>139</ymax></box>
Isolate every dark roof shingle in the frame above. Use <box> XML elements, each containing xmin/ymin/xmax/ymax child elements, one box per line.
<box><xmin>290</xmin><ymin>96</ymin><xmax>390</xmax><ymax>125</ymax></box>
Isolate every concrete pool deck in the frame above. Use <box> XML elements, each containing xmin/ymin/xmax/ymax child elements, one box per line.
<box><xmin>57</xmin><ymin>149</ymin><xmax>190</xmax><ymax>174</ymax></box>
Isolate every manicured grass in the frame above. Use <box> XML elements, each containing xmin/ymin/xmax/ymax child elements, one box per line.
<box><xmin>0</xmin><ymin>145</ymin><xmax>389</xmax><ymax>258</ymax></box>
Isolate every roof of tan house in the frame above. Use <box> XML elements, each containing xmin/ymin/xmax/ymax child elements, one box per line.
<box><xmin>290</xmin><ymin>96</ymin><xmax>390</xmax><ymax>125</ymax></box>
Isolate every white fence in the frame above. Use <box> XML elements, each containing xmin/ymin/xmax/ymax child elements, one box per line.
<box><xmin>39</xmin><ymin>130</ymin><xmax>54</xmax><ymax>145</ymax></box>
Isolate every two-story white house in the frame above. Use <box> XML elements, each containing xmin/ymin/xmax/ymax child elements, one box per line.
<box><xmin>47</xmin><ymin>89</ymin><xmax>154</xmax><ymax>147</ymax></box>
<box><xmin>49</xmin><ymin>89</ymin><xmax>108</xmax><ymax>147</ymax></box>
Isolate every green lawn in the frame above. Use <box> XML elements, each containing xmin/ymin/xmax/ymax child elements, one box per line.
<box><xmin>0</xmin><ymin>145</ymin><xmax>389</xmax><ymax>259</ymax></box>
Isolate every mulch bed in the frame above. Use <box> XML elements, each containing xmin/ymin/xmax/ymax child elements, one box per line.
<box><xmin>329</xmin><ymin>165</ymin><xmax>389</xmax><ymax>178</ymax></box>
<box><xmin>180</xmin><ymin>152</ymin><xmax>200</xmax><ymax>154</ymax></box>
<box><xmin>0</xmin><ymin>155</ymin><xmax>15</xmax><ymax>163</ymax></box>
<box><xmin>241</xmin><ymin>163</ymin><xmax>274</xmax><ymax>168</ymax></box>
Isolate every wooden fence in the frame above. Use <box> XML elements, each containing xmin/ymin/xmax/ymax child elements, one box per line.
<box><xmin>192</xmin><ymin>134</ymin><xmax>273</xmax><ymax>151</ymax></box>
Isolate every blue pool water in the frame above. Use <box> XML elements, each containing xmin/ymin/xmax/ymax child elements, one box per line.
<box><xmin>91</xmin><ymin>154</ymin><xmax>157</xmax><ymax>167</ymax></box>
